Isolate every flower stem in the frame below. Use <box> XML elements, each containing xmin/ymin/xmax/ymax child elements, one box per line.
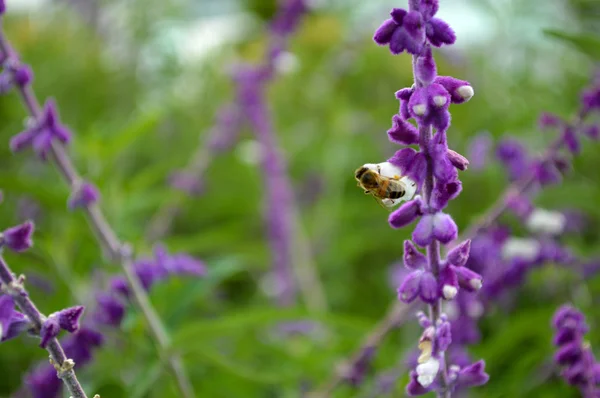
<box><xmin>0</xmin><ymin>254</ymin><xmax>89</xmax><ymax>398</ymax></box>
<box><xmin>0</xmin><ymin>24</ymin><xmax>195</xmax><ymax>398</ymax></box>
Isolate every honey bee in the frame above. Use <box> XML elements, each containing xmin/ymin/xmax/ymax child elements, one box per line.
<box><xmin>355</xmin><ymin>165</ymin><xmax>408</xmax><ymax>208</ymax></box>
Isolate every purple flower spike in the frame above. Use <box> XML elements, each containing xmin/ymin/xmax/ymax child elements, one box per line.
<box><xmin>406</xmin><ymin>370</ymin><xmax>431</xmax><ymax>395</ymax></box>
<box><xmin>0</xmin><ymin>0</ymin><xmax>5</xmax><ymax>14</ymax></box>
<box><xmin>2</xmin><ymin>221</ymin><xmax>34</xmax><ymax>252</ymax></box>
<box><xmin>55</xmin><ymin>306</ymin><xmax>84</xmax><ymax>333</ymax></box>
<box><xmin>389</xmin><ymin>199</ymin><xmax>423</xmax><ymax>229</ymax></box>
<box><xmin>456</xmin><ymin>360</ymin><xmax>490</xmax><ymax>387</ymax></box>
<box><xmin>388</xmin><ymin>114</ymin><xmax>419</xmax><ymax>145</ymax></box>
<box><xmin>68</xmin><ymin>181</ymin><xmax>100</xmax><ymax>210</ymax></box>
<box><xmin>13</xmin><ymin>64</ymin><xmax>33</xmax><ymax>87</ymax></box>
<box><xmin>433</xmin><ymin>76</ymin><xmax>474</xmax><ymax>104</ymax></box>
<box><xmin>447</xmin><ymin>240</ymin><xmax>471</xmax><ymax>268</ymax></box>
<box><xmin>404</xmin><ymin>240</ymin><xmax>427</xmax><ymax>269</ymax></box>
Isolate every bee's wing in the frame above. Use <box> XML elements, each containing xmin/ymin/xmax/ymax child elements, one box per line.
<box><xmin>372</xmin><ymin>195</ymin><xmax>394</xmax><ymax>211</ymax></box>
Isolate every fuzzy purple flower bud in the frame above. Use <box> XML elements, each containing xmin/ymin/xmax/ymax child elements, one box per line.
<box><xmin>375</xmin><ymin>9</ymin><xmax>426</xmax><ymax>55</ymax></box>
<box><xmin>446</xmin><ymin>149</ymin><xmax>469</xmax><ymax>171</ymax></box>
<box><xmin>433</xmin><ymin>76</ymin><xmax>474</xmax><ymax>104</ymax></box>
<box><xmin>94</xmin><ymin>293</ymin><xmax>125</xmax><ymax>327</ymax></box>
<box><xmin>439</xmin><ymin>265</ymin><xmax>458</xmax><ymax>300</ymax></box>
<box><xmin>404</xmin><ymin>240</ymin><xmax>427</xmax><ymax>269</ymax></box>
<box><xmin>538</xmin><ymin>112</ymin><xmax>562</xmax><ymax>129</ymax></box>
<box><xmin>584</xmin><ymin>124</ymin><xmax>599</xmax><ymax>140</ymax></box>
<box><xmin>398</xmin><ymin>270</ymin><xmax>422</xmax><ymax>303</ymax></box>
<box><xmin>562</xmin><ymin>126</ymin><xmax>580</xmax><ymax>154</ymax></box>
<box><xmin>447</xmin><ymin>240</ymin><xmax>471</xmax><ymax>268</ymax></box>
<box><xmin>426</xmin><ymin>17</ymin><xmax>455</xmax><ymax>47</ymax></box>
<box><xmin>456</xmin><ymin>360</ymin><xmax>489</xmax><ymax>387</ymax></box>
<box><xmin>1</xmin><ymin>221</ymin><xmax>34</xmax><ymax>252</ymax></box>
<box><xmin>431</xmin><ymin>180</ymin><xmax>462</xmax><ymax>211</ymax></box>
<box><xmin>389</xmin><ymin>199</ymin><xmax>423</xmax><ymax>229</ymax></box>
<box><xmin>496</xmin><ymin>138</ymin><xmax>530</xmax><ymax>181</ymax></box>
<box><xmin>13</xmin><ymin>64</ymin><xmax>33</xmax><ymax>87</ymax></box>
<box><xmin>533</xmin><ymin>160</ymin><xmax>561</xmax><ymax>185</ymax></box>
<box><xmin>68</xmin><ymin>181</ymin><xmax>99</xmax><ymax>210</ymax></box>
<box><xmin>39</xmin><ymin>317</ymin><xmax>60</xmax><ymax>348</ymax></box>
<box><xmin>396</xmin><ymin>87</ymin><xmax>414</xmax><ymax>120</ymax></box>
<box><xmin>40</xmin><ymin>306</ymin><xmax>84</xmax><ymax>348</ymax></box>
<box><xmin>453</xmin><ymin>266</ymin><xmax>483</xmax><ymax>292</ymax></box>
<box><xmin>387</xmin><ymin>114</ymin><xmax>419</xmax><ymax>145</ymax></box>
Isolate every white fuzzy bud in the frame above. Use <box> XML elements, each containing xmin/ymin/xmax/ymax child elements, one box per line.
<box><xmin>502</xmin><ymin>238</ymin><xmax>541</xmax><ymax>261</ymax></box>
<box><xmin>412</xmin><ymin>104</ymin><xmax>427</xmax><ymax>116</ymax></box>
<box><xmin>433</xmin><ymin>95</ymin><xmax>447</xmax><ymax>107</ymax></box>
<box><xmin>442</xmin><ymin>285</ymin><xmax>458</xmax><ymax>300</ymax></box>
<box><xmin>457</xmin><ymin>85</ymin><xmax>474</xmax><ymax>101</ymax></box>
<box><xmin>525</xmin><ymin>208</ymin><xmax>566</xmax><ymax>235</ymax></box>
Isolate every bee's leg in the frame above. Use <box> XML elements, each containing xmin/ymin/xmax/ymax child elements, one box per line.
<box><xmin>364</xmin><ymin>190</ymin><xmax>370</xmax><ymax>194</ymax></box>
<box><xmin>393</xmin><ymin>175</ymin><xmax>400</xmax><ymax>180</ymax></box>
<box><xmin>377</xmin><ymin>165</ymin><xmax>382</xmax><ymax>174</ymax></box>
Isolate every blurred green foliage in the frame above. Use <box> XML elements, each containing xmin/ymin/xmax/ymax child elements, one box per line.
<box><xmin>0</xmin><ymin>0</ymin><xmax>600</xmax><ymax>397</ymax></box>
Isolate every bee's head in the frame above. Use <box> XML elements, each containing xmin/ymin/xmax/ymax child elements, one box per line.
<box><xmin>354</xmin><ymin>166</ymin><xmax>369</xmax><ymax>180</ymax></box>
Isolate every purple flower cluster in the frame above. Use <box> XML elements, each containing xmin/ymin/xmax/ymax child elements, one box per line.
<box><xmin>0</xmin><ymin>221</ymin><xmax>93</xmax><ymax>398</ymax></box>
<box><xmin>23</xmin><ymin>243</ymin><xmax>205</xmax><ymax>397</ymax></box>
<box><xmin>372</xmin><ymin>1</ymin><xmax>487</xmax><ymax>396</ymax></box>
<box><xmin>552</xmin><ymin>305</ymin><xmax>600</xmax><ymax>397</ymax></box>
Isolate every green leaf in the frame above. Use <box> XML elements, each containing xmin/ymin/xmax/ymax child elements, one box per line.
<box><xmin>543</xmin><ymin>29</ymin><xmax>600</xmax><ymax>60</ymax></box>
<box><xmin>129</xmin><ymin>361</ymin><xmax>164</xmax><ymax>398</ymax></box>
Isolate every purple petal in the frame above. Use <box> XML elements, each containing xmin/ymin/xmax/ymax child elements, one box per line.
<box><xmin>2</xmin><ymin>221</ymin><xmax>34</xmax><ymax>252</ymax></box>
<box><xmin>39</xmin><ymin>317</ymin><xmax>60</xmax><ymax>348</ymax></box>
<box><xmin>446</xmin><ymin>149</ymin><xmax>469</xmax><ymax>171</ymax></box>
<box><xmin>413</xmin><ymin>214</ymin><xmax>434</xmax><ymax>247</ymax></box>
<box><xmin>397</xmin><ymin>270</ymin><xmax>422</xmax><ymax>303</ymax></box>
<box><xmin>447</xmin><ymin>240</ymin><xmax>471</xmax><ymax>268</ymax></box>
<box><xmin>453</xmin><ymin>266</ymin><xmax>482</xmax><ymax>292</ymax></box>
<box><xmin>456</xmin><ymin>360</ymin><xmax>489</xmax><ymax>387</ymax></box>
<box><xmin>68</xmin><ymin>182</ymin><xmax>100</xmax><ymax>210</ymax></box>
<box><xmin>439</xmin><ymin>265</ymin><xmax>458</xmax><ymax>300</ymax></box>
<box><xmin>373</xmin><ymin>18</ymin><xmax>398</xmax><ymax>45</ymax></box>
<box><xmin>0</xmin><ymin>295</ymin><xmax>15</xmax><ymax>340</ymax></box>
<box><xmin>390</xmin><ymin>8</ymin><xmax>407</xmax><ymax>24</ymax></box>
<box><xmin>387</xmin><ymin>114</ymin><xmax>418</xmax><ymax>145</ymax></box>
<box><xmin>95</xmin><ymin>293</ymin><xmax>125</xmax><ymax>327</ymax></box>
<box><xmin>13</xmin><ymin>64</ymin><xmax>33</xmax><ymax>87</ymax></box>
<box><xmin>433</xmin><ymin>76</ymin><xmax>473</xmax><ymax>104</ymax></box>
<box><xmin>436</xmin><ymin>321</ymin><xmax>452</xmax><ymax>351</ymax></box>
<box><xmin>388</xmin><ymin>147</ymin><xmax>418</xmax><ymax>174</ymax></box>
<box><xmin>432</xmin><ymin>212</ymin><xmax>457</xmax><ymax>244</ymax></box>
<box><xmin>562</xmin><ymin>127</ymin><xmax>580</xmax><ymax>154</ymax></box>
<box><xmin>404</xmin><ymin>240</ymin><xmax>427</xmax><ymax>270</ymax></box>
<box><xmin>55</xmin><ymin>306</ymin><xmax>84</xmax><ymax>333</ymax></box>
<box><xmin>419</xmin><ymin>271</ymin><xmax>438</xmax><ymax>303</ymax></box>
<box><xmin>426</xmin><ymin>18</ymin><xmax>456</xmax><ymax>47</ymax></box>
<box><xmin>420</xmin><ymin>0</ymin><xmax>440</xmax><ymax>21</ymax></box>
<box><xmin>9</xmin><ymin>128</ymin><xmax>37</xmax><ymax>153</ymax></box>
<box><xmin>406</xmin><ymin>370</ymin><xmax>431</xmax><ymax>395</ymax></box>
<box><xmin>431</xmin><ymin>179</ymin><xmax>462</xmax><ymax>211</ymax></box>
<box><xmin>389</xmin><ymin>199</ymin><xmax>422</xmax><ymax>229</ymax></box>
<box><xmin>32</xmin><ymin>130</ymin><xmax>52</xmax><ymax>160</ymax></box>
<box><xmin>538</xmin><ymin>112</ymin><xmax>562</xmax><ymax>129</ymax></box>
